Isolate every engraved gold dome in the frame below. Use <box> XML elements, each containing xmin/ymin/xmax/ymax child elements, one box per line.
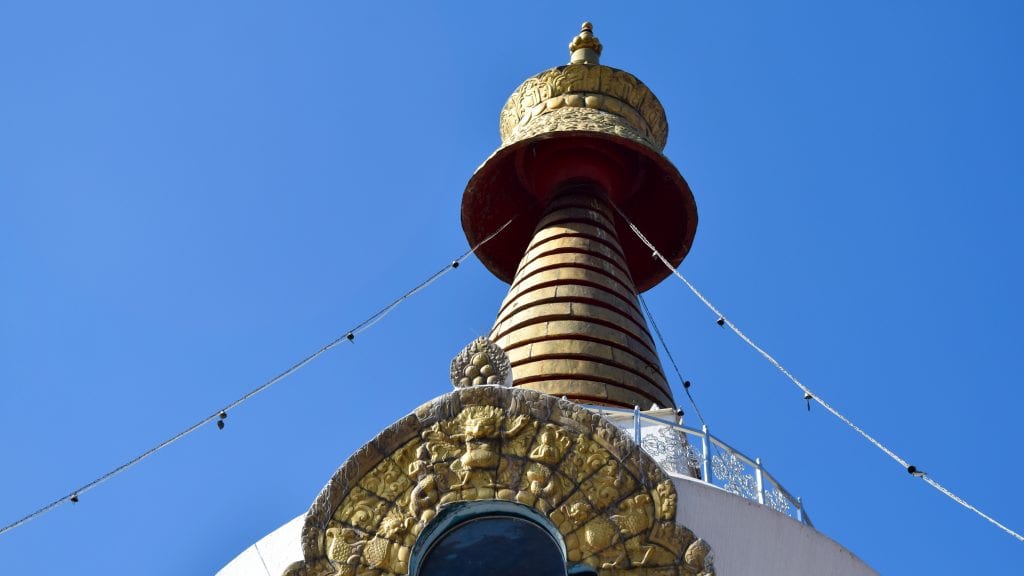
<box><xmin>498</xmin><ymin>63</ymin><xmax>668</xmax><ymax>152</ymax></box>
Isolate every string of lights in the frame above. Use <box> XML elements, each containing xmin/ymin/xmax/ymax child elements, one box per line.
<box><xmin>614</xmin><ymin>204</ymin><xmax>1024</xmax><ymax>544</ymax></box>
<box><xmin>0</xmin><ymin>217</ymin><xmax>515</xmax><ymax>538</ymax></box>
<box><xmin>638</xmin><ymin>292</ymin><xmax>729</xmax><ymax>477</ymax></box>
<box><xmin>638</xmin><ymin>293</ymin><xmax>709</xmax><ymax>429</ymax></box>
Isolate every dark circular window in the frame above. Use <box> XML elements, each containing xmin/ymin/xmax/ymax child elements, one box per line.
<box><xmin>418</xmin><ymin>515</ymin><xmax>566</xmax><ymax>576</ymax></box>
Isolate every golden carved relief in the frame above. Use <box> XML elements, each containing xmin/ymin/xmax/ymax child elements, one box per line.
<box><xmin>450</xmin><ymin>405</ymin><xmax>502</xmax><ymax>488</ymax></box>
<box><xmin>324</xmin><ymin>527</ymin><xmax>363</xmax><ymax>575</ymax></box>
<box><xmin>406</xmin><ymin>445</ymin><xmax>438</xmax><ymax>527</ymax></box>
<box><xmin>450</xmin><ymin>337</ymin><xmax>512</xmax><ymax>388</ymax></box>
<box><xmin>286</xmin><ymin>386</ymin><xmax>714</xmax><ymax>576</ymax></box>
<box><xmin>655</xmin><ymin>478</ymin><xmax>678</xmax><ymax>521</ymax></box>
<box><xmin>506</xmin><ymin>106</ymin><xmax>660</xmax><ymax>152</ymax></box>
<box><xmin>529</xmin><ymin>423</ymin><xmax>573</xmax><ymax>465</ymax></box>
<box><xmin>499</xmin><ymin>64</ymin><xmax>669</xmax><ymax>151</ymax></box>
<box><xmin>358</xmin><ymin>458</ymin><xmax>410</xmax><ymax>502</ymax></box>
<box><xmin>335</xmin><ymin>488</ymin><xmax>388</xmax><ymax>533</ymax></box>
<box><xmin>613</xmin><ymin>493</ymin><xmax>654</xmax><ymax>538</ymax></box>
<box><xmin>504</xmin><ymin>413</ymin><xmax>538</xmax><ymax>457</ymax></box>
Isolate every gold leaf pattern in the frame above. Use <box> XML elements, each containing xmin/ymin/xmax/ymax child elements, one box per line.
<box><xmin>292</xmin><ymin>387</ymin><xmax>714</xmax><ymax>576</ymax></box>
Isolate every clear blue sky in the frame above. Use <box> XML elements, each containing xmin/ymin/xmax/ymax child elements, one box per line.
<box><xmin>2</xmin><ymin>1</ymin><xmax>1021</xmax><ymax>573</ymax></box>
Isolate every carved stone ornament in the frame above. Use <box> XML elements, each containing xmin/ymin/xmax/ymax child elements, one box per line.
<box><xmin>283</xmin><ymin>386</ymin><xmax>714</xmax><ymax>576</ymax></box>
<box><xmin>449</xmin><ymin>337</ymin><xmax>512</xmax><ymax>389</ymax></box>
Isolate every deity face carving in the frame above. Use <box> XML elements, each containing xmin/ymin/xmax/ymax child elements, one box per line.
<box><xmin>465</xmin><ymin>414</ymin><xmax>498</xmax><ymax>439</ymax></box>
<box><xmin>459</xmin><ymin>406</ymin><xmax>502</xmax><ymax>441</ymax></box>
<box><xmin>453</xmin><ymin>408</ymin><xmax>504</xmax><ymax>479</ymax></box>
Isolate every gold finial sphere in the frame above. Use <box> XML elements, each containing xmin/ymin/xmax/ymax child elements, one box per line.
<box><xmin>581</xmin><ymin>21</ymin><xmax>593</xmax><ymax>32</ymax></box>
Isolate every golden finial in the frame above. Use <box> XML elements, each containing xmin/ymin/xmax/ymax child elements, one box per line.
<box><xmin>569</xmin><ymin>21</ymin><xmax>602</xmax><ymax>64</ymax></box>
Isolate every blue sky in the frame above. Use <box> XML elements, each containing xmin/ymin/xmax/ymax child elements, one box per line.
<box><xmin>1</xmin><ymin>1</ymin><xmax>1022</xmax><ymax>573</ymax></box>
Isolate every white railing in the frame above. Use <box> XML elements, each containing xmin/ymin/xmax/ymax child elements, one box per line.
<box><xmin>585</xmin><ymin>404</ymin><xmax>812</xmax><ymax>527</ymax></box>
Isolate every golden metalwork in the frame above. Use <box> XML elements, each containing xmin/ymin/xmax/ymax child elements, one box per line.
<box><xmin>462</xmin><ymin>22</ymin><xmax>698</xmax><ymax>298</ymax></box>
<box><xmin>285</xmin><ymin>386</ymin><xmax>714</xmax><ymax>576</ymax></box>
<box><xmin>498</xmin><ymin>62</ymin><xmax>668</xmax><ymax>151</ymax></box>
<box><xmin>529</xmin><ymin>423</ymin><xmax>572</xmax><ymax>465</ymax></box>
<box><xmin>498</xmin><ymin>22</ymin><xmax>666</xmax><ymax>150</ymax></box>
<box><xmin>655</xmin><ymin>478</ymin><xmax>679</xmax><ymax>521</ymax></box>
<box><xmin>324</xmin><ymin>527</ymin><xmax>362</xmax><ymax>574</ymax></box>
<box><xmin>450</xmin><ymin>337</ymin><xmax>511</xmax><ymax>388</ymax></box>
<box><xmin>451</xmin><ymin>405</ymin><xmax>502</xmax><ymax>487</ymax></box>
<box><xmin>570</xmin><ymin>22</ymin><xmax>602</xmax><ymax>55</ymax></box>
<box><xmin>489</xmin><ymin>191</ymin><xmax>675</xmax><ymax>409</ymax></box>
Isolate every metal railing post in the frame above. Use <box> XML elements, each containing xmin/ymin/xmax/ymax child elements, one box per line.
<box><xmin>578</xmin><ymin>403</ymin><xmax>810</xmax><ymax>520</ymax></box>
<box><xmin>755</xmin><ymin>457</ymin><xmax>765</xmax><ymax>505</ymax></box>
<box><xmin>633</xmin><ymin>405</ymin><xmax>641</xmax><ymax>444</ymax></box>
<box><xmin>701</xmin><ymin>424</ymin><xmax>711</xmax><ymax>483</ymax></box>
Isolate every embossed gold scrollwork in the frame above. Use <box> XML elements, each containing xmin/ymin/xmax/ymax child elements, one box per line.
<box><xmin>499</xmin><ymin>64</ymin><xmax>669</xmax><ymax>151</ymax></box>
<box><xmin>290</xmin><ymin>387</ymin><xmax>714</xmax><ymax>576</ymax></box>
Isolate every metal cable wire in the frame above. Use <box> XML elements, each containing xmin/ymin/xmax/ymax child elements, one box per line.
<box><xmin>0</xmin><ymin>217</ymin><xmax>515</xmax><ymax>538</ymax></box>
<box><xmin>613</xmin><ymin>203</ymin><xmax>1024</xmax><ymax>544</ymax></box>
<box><xmin>638</xmin><ymin>292</ymin><xmax>730</xmax><ymax>478</ymax></box>
<box><xmin>638</xmin><ymin>292</ymin><xmax>708</xmax><ymax>428</ymax></box>
<box><xmin>254</xmin><ymin>542</ymin><xmax>272</xmax><ymax>576</ymax></box>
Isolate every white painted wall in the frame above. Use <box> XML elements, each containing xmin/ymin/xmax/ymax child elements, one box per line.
<box><xmin>217</xmin><ymin>515</ymin><xmax>303</xmax><ymax>576</ymax></box>
<box><xmin>220</xmin><ymin>481</ymin><xmax>876</xmax><ymax>576</ymax></box>
<box><xmin>672</xmin><ymin>474</ymin><xmax>877</xmax><ymax>575</ymax></box>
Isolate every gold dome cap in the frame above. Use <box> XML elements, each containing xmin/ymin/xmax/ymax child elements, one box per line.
<box><xmin>500</xmin><ymin>23</ymin><xmax>668</xmax><ymax>152</ymax></box>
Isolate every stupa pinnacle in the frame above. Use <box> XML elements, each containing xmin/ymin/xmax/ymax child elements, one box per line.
<box><xmin>219</xmin><ymin>24</ymin><xmax>878</xmax><ymax>576</ymax></box>
<box><xmin>462</xmin><ymin>23</ymin><xmax>699</xmax><ymax>409</ymax></box>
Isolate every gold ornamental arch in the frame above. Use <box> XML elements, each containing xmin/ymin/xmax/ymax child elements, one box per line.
<box><xmin>284</xmin><ymin>386</ymin><xmax>714</xmax><ymax>576</ymax></box>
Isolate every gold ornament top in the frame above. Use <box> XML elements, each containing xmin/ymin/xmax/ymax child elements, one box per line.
<box><xmin>498</xmin><ymin>23</ymin><xmax>668</xmax><ymax>151</ymax></box>
<box><xmin>569</xmin><ymin>22</ymin><xmax>603</xmax><ymax>64</ymax></box>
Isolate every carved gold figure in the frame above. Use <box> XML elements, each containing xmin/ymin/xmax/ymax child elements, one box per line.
<box><xmin>529</xmin><ymin>424</ymin><xmax>572</xmax><ymax>465</ymax></box>
<box><xmin>449</xmin><ymin>405</ymin><xmax>502</xmax><ymax>488</ymax></box>
<box><xmin>286</xmin><ymin>386</ymin><xmax>714</xmax><ymax>576</ymax></box>
<box><xmin>656</xmin><ymin>478</ymin><xmax>678</xmax><ymax>521</ymax></box>
<box><xmin>321</xmin><ymin>526</ymin><xmax>366</xmax><ymax>576</ymax></box>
